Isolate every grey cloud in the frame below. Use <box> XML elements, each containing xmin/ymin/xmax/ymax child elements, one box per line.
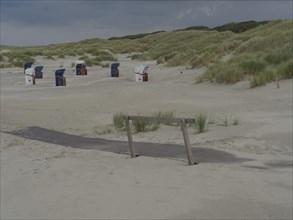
<box><xmin>1</xmin><ymin>1</ymin><xmax>88</xmax><ymax>27</ymax></box>
<box><xmin>0</xmin><ymin>0</ymin><xmax>292</xmax><ymax>46</ymax></box>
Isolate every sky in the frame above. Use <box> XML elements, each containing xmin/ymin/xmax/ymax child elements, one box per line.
<box><xmin>0</xmin><ymin>0</ymin><xmax>292</xmax><ymax>46</ymax></box>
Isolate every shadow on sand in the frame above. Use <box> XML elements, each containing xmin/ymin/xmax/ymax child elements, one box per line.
<box><xmin>7</xmin><ymin>126</ymin><xmax>252</xmax><ymax>164</ymax></box>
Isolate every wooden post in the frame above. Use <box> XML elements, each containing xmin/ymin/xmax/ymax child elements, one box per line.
<box><xmin>181</xmin><ymin>119</ymin><xmax>194</xmax><ymax>165</ymax></box>
<box><xmin>124</xmin><ymin>116</ymin><xmax>136</xmax><ymax>158</ymax></box>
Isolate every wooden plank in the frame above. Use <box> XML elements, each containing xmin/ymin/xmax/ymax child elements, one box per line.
<box><xmin>180</xmin><ymin>119</ymin><xmax>194</xmax><ymax>165</ymax></box>
<box><xmin>124</xmin><ymin>116</ymin><xmax>136</xmax><ymax>158</ymax></box>
<box><xmin>126</xmin><ymin>115</ymin><xmax>195</xmax><ymax>124</ymax></box>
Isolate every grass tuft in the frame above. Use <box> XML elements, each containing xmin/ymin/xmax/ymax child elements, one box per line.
<box><xmin>239</xmin><ymin>60</ymin><xmax>266</xmax><ymax>75</ymax></box>
<box><xmin>277</xmin><ymin>61</ymin><xmax>293</xmax><ymax>79</ymax></box>
<box><xmin>153</xmin><ymin>111</ymin><xmax>175</xmax><ymax>126</ymax></box>
<box><xmin>132</xmin><ymin>120</ymin><xmax>159</xmax><ymax>133</ymax></box>
<box><xmin>250</xmin><ymin>70</ymin><xmax>275</xmax><ymax>88</ymax></box>
<box><xmin>221</xmin><ymin>114</ymin><xmax>240</xmax><ymax>126</ymax></box>
<box><xmin>232</xmin><ymin>115</ymin><xmax>240</xmax><ymax>125</ymax></box>
<box><xmin>113</xmin><ymin>112</ymin><xmax>125</xmax><ymax>129</ymax></box>
<box><xmin>197</xmin><ymin>61</ymin><xmax>243</xmax><ymax>84</ymax></box>
<box><xmin>195</xmin><ymin>112</ymin><xmax>207</xmax><ymax>133</ymax></box>
<box><xmin>222</xmin><ymin>116</ymin><xmax>229</xmax><ymax>127</ymax></box>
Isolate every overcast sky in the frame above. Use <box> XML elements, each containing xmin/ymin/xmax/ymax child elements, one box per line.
<box><xmin>0</xmin><ymin>0</ymin><xmax>292</xmax><ymax>46</ymax></box>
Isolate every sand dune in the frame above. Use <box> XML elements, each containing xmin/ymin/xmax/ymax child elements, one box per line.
<box><xmin>1</xmin><ymin>55</ymin><xmax>292</xmax><ymax>219</ymax></box>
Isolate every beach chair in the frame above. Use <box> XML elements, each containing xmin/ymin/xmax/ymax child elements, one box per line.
<box><xmin>55</xmin><ymin>69</ymin><xmax>66</xmax><ymax>86</ymax></box>
<box><xmin>111</xmin><ymin>63</ymin><xmax>120</xmax><ymax>77</ymax></box>
<box><xmin>75</xmin><ymin>60</ymin><xmax>87</xmax><ymax>75</ymax></box>
<box><xmin>34</xmin><ymin>66</ymin><xmax>44</xmax><ymax>79</ymax></box>
<box><xmin>135</xmin><ymin>65</ymin><xmax>149</xmax><ymax>82</ymax></box>
<box><xmin>25</xmin><ymin>67</ymin><xmax>35</xmax><ymax>85</ymax></box>
<box><xmin>24</xmin><ymin>62</ymin><xmax>33</xmax><ymax>74</ymax></box>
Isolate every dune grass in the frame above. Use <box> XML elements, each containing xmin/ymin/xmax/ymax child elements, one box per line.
<box><xmin>264</xmin><ymin>47</ymin><xmax>292</xmax><ymax>65</ymax></box>
<box><xmin>0</xmin><ymin>51</ymin><xmax>35</xmax><ymax>68</ymax></box>
<box><xmin>239</xmin><ymin>60</ymin><xmax>266</xmax><ymax>75</ymax></box>
<box><xmin>112</xmin><ymin>112</ymin><xmax>241</xmax><ymax>134</ymax></box>
<box><xmin>195</xmin><ymin>112</ymin><xmax>208</xmax><ymax>133</ymax></box>
<box><xmin>132</xmin><ymin>120</ymin><xmax>160</xmax><ymax>133</ymax></box>
<box><xmin>113</xmin><ymin>112</ymin><xmax>161</xmax><ymax>133</ymax></box>
<box><xmin>131</xmin><ymin>111</ymin><xmax>176</xmax><ymax>133</ymax></box>
<box><xmin>113</xmin><ymin>111</ymin><xmax>177</xmax><ymax>133</ymax></box>
<box><xmin>196</xmin><ymin>20</ymin><xmax>292</xmax><ymax>86</ymax></box>
<box><xmin>113</xmin><ymin>112</ymin><xmax>125</xmax><ymax>129</ymax></box>
<box><xmin>221</xmin><ymin>114</ymin><xmax>240</xmax><ymax>126</ymax></box>
<box><xmin>153</xmin><ymin>111</ymin><xmax>175</xmax><ymax>126</ymax></box>
<box><xmin>222</xmin><ymin>116</ymin><xmax>229</xmax><ymax>127</ymax></box>
<box><xmin>197</xmin><ymin>61</ymin><xmax>243</xmax><ymax>84</ymax></box>
<box><xmin>277</xmin><ymin>60</ymin><xmax>293</xmax><ymax>79</ymax></box>
<box><xmin>232</xmin><ymin>115</ymin><xmax>240</xmax><ymax>125</ymax></box>
<box><xmin>250</xmin><ymin>70</ymin><xmax>276</xmax><ymax>88</ymax></box>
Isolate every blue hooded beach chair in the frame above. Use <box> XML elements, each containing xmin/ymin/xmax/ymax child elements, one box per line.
<box><xmin>111</xmin><ymin>63</ymin><xmax>120</xmax><ymax>77</ymax></box>
<box><xmin>55</xmin><ymin>69</ymin><xmax>66</xmax><ymax>86</ymax></box>
<box><xmin>34</xmin><ymin>66</ymin><xmax>44</xmax><ymax>79</ymax></box>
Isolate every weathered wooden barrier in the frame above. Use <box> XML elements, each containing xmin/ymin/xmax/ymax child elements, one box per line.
<box><xmin>123</xmin><ymin>115</ymin><xmax>196</xmax><ymax>165</ymax></box>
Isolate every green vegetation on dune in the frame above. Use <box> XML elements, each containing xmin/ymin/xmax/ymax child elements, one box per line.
<box><xmin>1</xmin><ymin>20</ymin><xmax>292</xmax><ymax>87</ymax></box>
<box><xmin>212</xmin><ymin>20</ymin><xmax>270</xmax><ymax>33</ymax></box>
<box><xmin>108</xmin><ymin>31</ymin><xmax>165</xmax><ymax>40</ymax></box>
<box><xmin>0</xmin><ymin>51</ymin><xmax>35</xmax><ymax>68</ymax></box>
<box><xmin>197</xmin><ymin>20</ymin><xmax>293</xmax><ymax>87</ymax></box>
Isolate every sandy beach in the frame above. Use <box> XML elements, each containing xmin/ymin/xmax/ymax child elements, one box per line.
<box><xmin>1</xmin><ymin>54</ymin><xmax>292</xmax><ymax>219</ymax></box>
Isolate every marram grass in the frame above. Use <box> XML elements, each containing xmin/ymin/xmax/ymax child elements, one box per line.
<box><xmin>132</xmin><ymin>120</ymin><xmax>160</xmax><ymax>133</ymax></box>
<box><xmin>250</xmin><ymin>70</ymin><xmax>275</xmax><ymax>88</ymax></box>
<box><xmin>195</xmin><ymin>112</ymin><xmax>207</xmax><ymax>133</ymax></box>
<box><xmin>113</xmin><ymin>112</ymin><xmax>125</xmax><ymax>129</ymax></box>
